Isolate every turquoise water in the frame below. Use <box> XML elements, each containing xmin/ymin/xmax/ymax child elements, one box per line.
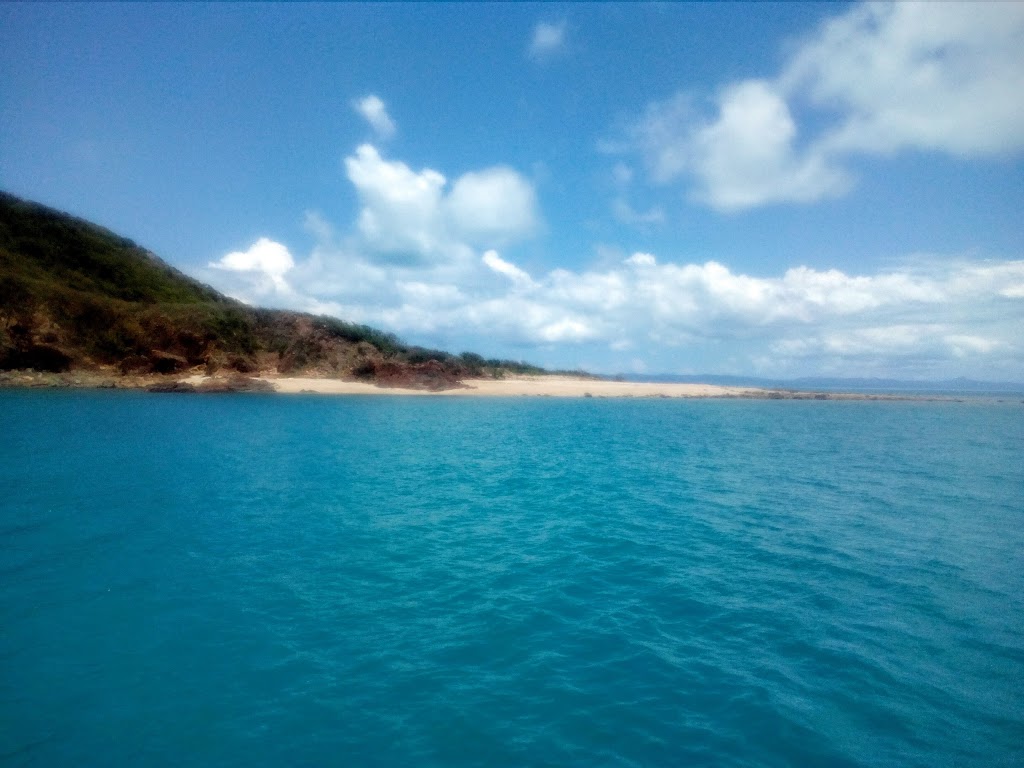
<box><xmin>2</xmin><ymin>391</ymin><xmax>1022</xmax><ymax>767</ymax></box>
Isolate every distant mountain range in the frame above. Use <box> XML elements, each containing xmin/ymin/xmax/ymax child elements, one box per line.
<box><xmin>620</xmin><ymin>373</ymin><xmax>1024</xmax><ymax>394</ymax></box>
<box><xmin>0</xmin><ymin>191</ymin><xmax>549</xmax><ymax>389</ymax></box>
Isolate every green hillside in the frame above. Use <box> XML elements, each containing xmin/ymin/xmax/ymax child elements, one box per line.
<box><xmin>0</xmin><ymin>191</ymin><xmax>547</xmax><ymax>387</ymax></box>
<box><xmin>0</xmin><ymin>192</ymin><xmax>226</xmax><ymax>305</ymax></box>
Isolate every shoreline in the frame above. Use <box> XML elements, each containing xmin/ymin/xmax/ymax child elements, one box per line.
<box><xmin>267</xmin><ymin>375</ymin><xmax>779</xmax><ymax>399</ymax></box>
<box><xmin>264</xmin><ymin>375</ymin><xmax>927</xmax><ymax>400</ymax></box>
<box><xmin>0</xmin><ymin>369</ymin><xmax>979</xmax><ymax>401</ymax></box>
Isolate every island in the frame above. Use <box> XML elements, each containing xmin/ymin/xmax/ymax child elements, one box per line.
<box><xmin>0</xmin><ymin>191</ymin><xmax>909</xmax><ymax>401</ymax></box>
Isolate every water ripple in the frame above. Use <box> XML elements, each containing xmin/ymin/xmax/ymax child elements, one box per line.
<box><xmin>1</xmin><ymin>393</ymin><xmax>1022</xmax><ymax>766</ymax></box>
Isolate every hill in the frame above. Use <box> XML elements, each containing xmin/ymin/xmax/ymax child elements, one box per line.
<box><xmin>0</xmin><ymin>191</ymin><xmax>549</xmax><ymax>389</ymax></box>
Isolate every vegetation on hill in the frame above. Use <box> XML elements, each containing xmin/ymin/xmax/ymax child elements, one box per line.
<box><xmin>0</xmin><ymin>191</ymin><xmax>566</xmax><ymax>388</ymax></box>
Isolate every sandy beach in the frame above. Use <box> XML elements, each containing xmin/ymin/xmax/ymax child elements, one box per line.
<box><xmin>266</xmin><ymin>375</ymin><xmax>768</xmax><ymax>398</ymax></box>
<box><xmin>0</xmin><ymin>371</ymin><xmax>912</xmax><ymax>400</ymax></box>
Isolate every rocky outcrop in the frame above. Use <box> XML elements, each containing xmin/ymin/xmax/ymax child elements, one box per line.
<box><xmin>146</xmin><ymin>375</ymin><xmax>276</xmax><ymax>394</ymax></box>
<box><xmin>146</xmin><ymin>381</ymin><xmax>198</xmax><ymax>394</ymax></box>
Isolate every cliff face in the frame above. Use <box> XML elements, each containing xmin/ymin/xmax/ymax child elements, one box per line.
<box><xmin>0</xmin><ymin>191</ymin><xmax>522</xmax><ymax>389</ymax></box>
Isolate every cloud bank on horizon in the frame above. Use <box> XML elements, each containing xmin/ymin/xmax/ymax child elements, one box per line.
<box><xmin>209</xmin><ymin>132</ymin><xmax>1024</xmax><ymax>378</ymax></box>
<box><xmin>204</xmin><ymin>1</ymin><xmax>1024</xmax><ymax>379</ymax></box>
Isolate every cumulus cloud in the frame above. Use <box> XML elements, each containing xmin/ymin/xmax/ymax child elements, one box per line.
<box><xmin>462</xmin><ymin>256</ymin><xmax>1022</xmax><ymax>376</ymax></box>
<box><xmin>209</xmin><ymin>237</ymin><xmax>296</xmax><ymax>298</ymax></box>
<box><xmin>688</xmin><ymin>80</ymin><xmax>850</xmax><ymax>210</ymax></box>
<box><xmin>343</xmin><ymin>144</ymin><xmax>539</xmax><ymax>263</ymax></box>
<box><xmin>528</xmin><ymin>20</ymin><xmax>567</xmax><ymax>61</ymax></box>
<box><xmin>202</xmin><ymin>138</ymin><xmax>1023</xmax><ymax>379</ymax></box>
<box><xmin>622</xmin><ymin>1</ymin><xmax>1024</xmax><ymax>210</ymax></box>
<box><xmin>785</xmin><ymin>2</ymin><xmax>1024</xmax><ymax>156</ymax></box>
<box><xmin>447</xmin><ymin>168</ymin><xmax>539</xmax><ymax>245</ymax></box>
<box><xmin>207</xmin><ymin>217</ymin><xmax>1024</xmax><ymax>377</ymax></box>
<box><xmin>344</xmin><ymin>144</ymin><xmax>449</xmax><ymax>259</ymax></box>
<box><xmin>353</xmin><ymin>95</ymin><xmax>396</xmax><ymax>140</ymax></box>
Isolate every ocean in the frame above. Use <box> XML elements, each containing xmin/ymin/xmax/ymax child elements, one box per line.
<box><xmin>1</xmin><ymin>391</ymin><xmax>1022</xmax><ymax>767</ymax></box>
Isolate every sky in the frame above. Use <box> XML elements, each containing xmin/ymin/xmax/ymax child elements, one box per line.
<box><xmin>2</xmin><ymin>2</ymin><xmax>1023</xmax><ymax>380</ymax></box>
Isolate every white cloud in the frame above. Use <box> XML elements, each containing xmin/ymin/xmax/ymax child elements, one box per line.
<box><xmin>352</xmin><ymin>95</ymin><xmax>396</xmax><ymax>140</ymax></box>
<box><xmin>770</xmin><ymin>326</ymin><xmax>1008</xmax><ymax>373</ymax></box>
<box><xmin>626</xmin><ymin>93</ymin><xmax>692</xmax><ymax>184</ymax></box>
<box><xmin>342</xmin><ymin>145</ymin><xmax>539</xmax><ymax>263</ymax></box>
<box><xmin>625</xmin><ymin>252</ymin><xmax>656</xmax><ymax>268</ymax></box>
<box><xmin>207</xmin><ymin>225</ymin><xmax>1024</xmax><ymax>377</ymax></box>
<box><xmin>209</xmin><ymin>237</ymin><xmax>296</xmax><ymax>297</ymax></box>
<box><xmin>482</xmin><ymin>250</ymin><xmax>533</xmax><ymax>287</ymax></box>
<box><xmin>689</xmin><ymin>80</ymin><xmax>849</xmax><ymax>210</ymax></box>
<box><xmin>785</xmin><ymin>2</ymin><xmax>1024</xmax><ymax>156</ymax></box>
<box><xmin>203</xmin><ymin>142</ymin><xmax>1024</xmax><ymax>379</ymax></box>
<box><xmin>447</xmin><ymin>168</ymin><xmax>539</xmax><ymax>245</ymax></box>
<box><xmin>528</xmin><ymin>20</ymin><xmax>567</xmax><ymax>61</ymax></box>
<box><xmin>344</xmin><ymin>144</ymin><xmax>449</xmax><ymax>259</ymax></box>
<box><xmin>947</xmin><ymin>334</ymin><xmax>1000</xmax><ymax>357</ymax></box>
<box><xmin>623</xmin><ymin>1</ymin><xmax>1024</xmax><ymax>210</ymax></box>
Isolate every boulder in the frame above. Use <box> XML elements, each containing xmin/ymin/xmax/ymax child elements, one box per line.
<box><xmin>146</xmin><ymin>381</ymin><xmax>198</xmax><ymax>393</ymax></box>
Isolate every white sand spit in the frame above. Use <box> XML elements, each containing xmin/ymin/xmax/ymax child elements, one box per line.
<box><xmin>267</xmin><ymin>375</ymin><xmax>767</xmax><ymax>398</ymax></box>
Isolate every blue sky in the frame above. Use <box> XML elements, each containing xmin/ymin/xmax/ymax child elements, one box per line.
<box><xmin>2</xmin><ymin>2</ymin><xmax>1023</xmax><ymax>379</ymax></box>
